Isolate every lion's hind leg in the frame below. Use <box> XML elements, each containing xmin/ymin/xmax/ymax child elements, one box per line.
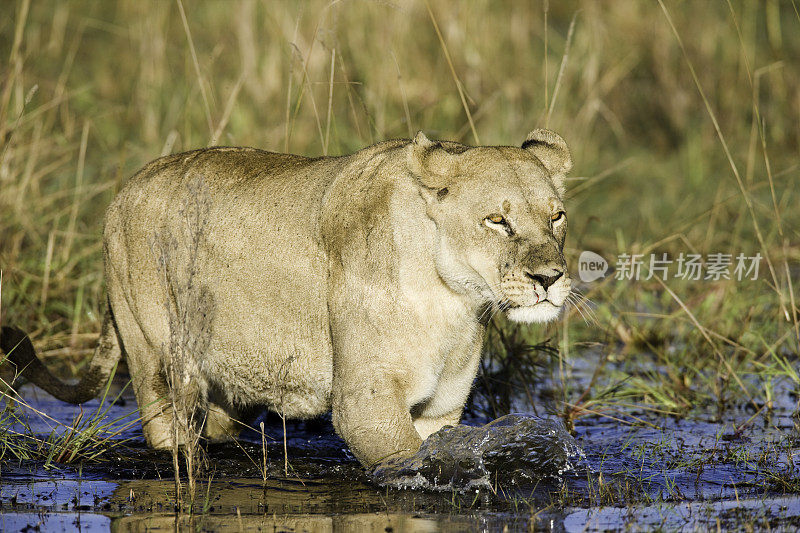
<box><xmin>111</xmin><ymin>297</ymin><xmax>189</xmax><ymax>450</ymax></box>
<box><xmin>202</xmin><ymin>401</ymin><xmax>242</xmax><ymax>442</ymax></box>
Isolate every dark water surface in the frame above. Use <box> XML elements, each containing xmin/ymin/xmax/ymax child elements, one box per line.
<box><xmin>2</xmin><ymin>373</ymin><xmax>800</xmax><ymax>531</ymax></box>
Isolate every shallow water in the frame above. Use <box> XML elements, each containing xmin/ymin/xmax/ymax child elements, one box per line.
<box><xmin>2</xmin><ymin>371</ymin><xmax>800</xmax><ymax>531</ymax></box>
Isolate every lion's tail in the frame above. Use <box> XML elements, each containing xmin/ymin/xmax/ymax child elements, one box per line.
<box><xmin>1</xmin><ymin>307</ymin><xmax>123</xmax><ymax>404</ymax></box>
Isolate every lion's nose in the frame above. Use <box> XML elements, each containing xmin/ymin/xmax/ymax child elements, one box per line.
<box><xmin>524</xmin><ymin>269</ymin><xmax>563</xmax><ymax>290</ymax></box>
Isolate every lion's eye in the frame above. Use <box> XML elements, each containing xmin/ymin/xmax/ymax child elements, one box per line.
<box><xmin>551</xmin><ymin>211</ymin><xmax>565</xmax><ymax>223</ymax></box>
<box><xmin>486</xmin><ymin>214</ymin><xmax>506</xmax><ymax>225</ymax></box>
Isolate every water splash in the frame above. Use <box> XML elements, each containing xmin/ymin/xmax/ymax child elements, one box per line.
<box><xmin>372</xmin><ymin>414</ymin><xmax>586</xmax><ymax>491</ymax></box>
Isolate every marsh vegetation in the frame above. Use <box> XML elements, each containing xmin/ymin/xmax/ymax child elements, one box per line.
<box><xmin>1</xmin><ymin>0</ymin><xmax>798</xmax><ymax>530</ymax></box>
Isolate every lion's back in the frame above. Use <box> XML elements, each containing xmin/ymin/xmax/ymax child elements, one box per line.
<box><xmin>102</xmin><ymin>146</ymin><xmax>343</xmax><ymax>416</ymax></box>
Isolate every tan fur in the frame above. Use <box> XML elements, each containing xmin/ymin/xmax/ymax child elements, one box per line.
<box><xmin>1</xmin><ymin>130</ymin><xmax>573</xmax><ymax>467</ymax></box>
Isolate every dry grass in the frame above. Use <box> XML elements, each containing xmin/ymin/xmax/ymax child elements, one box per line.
<box><xmin>0</xmin><ymin>0</ymin><xmax>798</xmax><ymax>448</ymax></box>
<box><xmin>150</xmin><ymin>176</ymin><xmax>213</xmax><ymax>507</ymax></box>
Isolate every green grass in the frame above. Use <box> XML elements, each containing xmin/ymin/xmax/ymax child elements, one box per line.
<box><xmin>0</xmin><ymin>357</ymin><xmax>137</xmax><ymax>467</ymax></box>
<box><xmin>0</xmin><ymin>0</ymin><xmax>798</xmax><ymax>475</ymax></box>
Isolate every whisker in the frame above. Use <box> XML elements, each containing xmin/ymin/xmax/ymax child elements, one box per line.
<box><xmin>581</xmin><ymin>302</ymin><xmax>599</xmax><ymax>323</ymax></box>
<box><xmin>565</xmin><ymin>295</ymin><xmax>590</xmax><ymax>325</ymax></box>
<box><xmin>571</xmin><ymin>288</ymin><xmax>598</xmax><ymax>309</ymax></box>
<box><xmin>565</xmin><ymin>293</ymin><xmax>592</xmax><ymax>325</ymax></box>
<box><xmin>478</xmin><ymin>297</ymin><xmax>506</xmax><ymax>323</ymax></box>
<box><xmin>487</xmin><ymin>305</ymin><xmax>504</xmax><ymax>323</ymax></box>
<box><xmin>568</xmin><ymin>290</ymin><xmax>598</xmax><ymax>314</ymax></box>
<box><xmin>571</xmin><ymin>292</ymin><xmax>599</xmax><ymax>323</ymax></box>
<box><xmin>567</xmin><ymin>294</ymin><xmax>598</xmax><ymax>325</ymax></box>
<box><xmin>478</xmin><ymin>303</ymin><xmax>494</xmax><ymax>323</ymax></box>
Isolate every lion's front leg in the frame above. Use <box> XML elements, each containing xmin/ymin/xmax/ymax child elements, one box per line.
<box><xmin>412</xmin><ymin>407</ymin><xmax>463</xmax><ymax>440</ymax></box>
<box><xmin>328</xmin><ymin>305</ymin><xmax>423</xmax><ymax>467</ymax></box>
<box><xmin>332</xmin><ymin>375</ymin><xmax>423</xmax><ymax>466</ymax></box>
<box><xmin>411</xmin><ymin>330</ymin><xmax>481</xmax><ymax>441</ymax></box>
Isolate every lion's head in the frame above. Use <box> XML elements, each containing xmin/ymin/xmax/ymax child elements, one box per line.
<box><xmin>409</xmin><ymin>129</ymin><xmax>573</xmax><ymax>324</ymax></box>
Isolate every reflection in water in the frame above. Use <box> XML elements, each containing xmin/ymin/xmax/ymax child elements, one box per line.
<box><xmin>111</xmin><ymin>512</ymin><xmax>441</xmax><ymax>532</ymax></box>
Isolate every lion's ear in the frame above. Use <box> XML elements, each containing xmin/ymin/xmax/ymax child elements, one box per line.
<box><xmin>407</xmin><ymin>131</ymin><xmax>458</xmax><ymax>194</ymax></box>
<box><xmin>522</xmin><ymin>129</ymin><xmax>572</xmax><ymax>177</ymax></box>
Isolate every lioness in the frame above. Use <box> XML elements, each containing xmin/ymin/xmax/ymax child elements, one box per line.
<box><xmin>1</xmin><ymin>130</ymin><xmax>573</xmax><ymax>467</ymax></box>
